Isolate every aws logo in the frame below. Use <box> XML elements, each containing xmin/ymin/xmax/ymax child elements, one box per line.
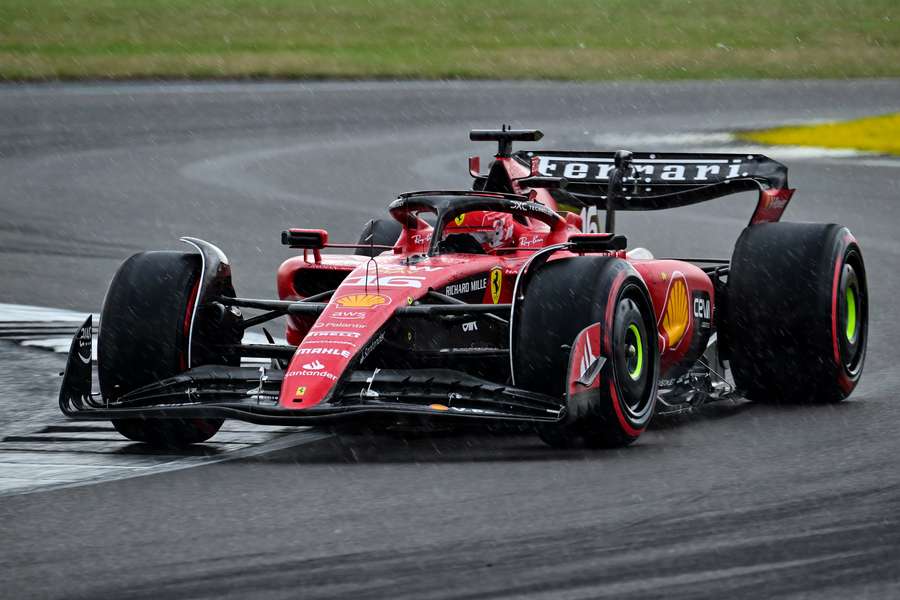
<box><xmin>335</xmin><ymin>294</ymin><xmax>390</xmax><ymax>308</ymax></box>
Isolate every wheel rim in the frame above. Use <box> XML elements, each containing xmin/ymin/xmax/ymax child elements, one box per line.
<box><xmin>625</xmin><ymin>323</ymin><xmax>644</xmax><ymax>381</ymax></box>
<box><xmin>613</xmin><ymin>293</ymin><xmax>654</xmax><ymax>420</ymax></box>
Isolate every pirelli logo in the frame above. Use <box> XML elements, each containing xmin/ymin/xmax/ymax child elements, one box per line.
<box><xmin>536</xmin><ymin>156</ymin><xmax>751</xmax><ymax>183</ymax></box>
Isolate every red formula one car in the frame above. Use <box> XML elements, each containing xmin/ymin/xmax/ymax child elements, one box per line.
<box><xmin>59</xmin><ymin>128</ymin><xmax>868</xmax><ymax>449</ymax></box>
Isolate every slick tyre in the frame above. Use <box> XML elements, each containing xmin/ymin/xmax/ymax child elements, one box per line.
<box><xmin>354</xmin><ymin>218</ymin><xmax>402</xmax><ymax>257</ymax></box>
<box><xmin>726</xmin><ymin>223</ymin><xmax>867</xmax><ymax>403</ymax></box>
<box><xmin>513</xmin><ymin>256</ymin><xmax>659</xmax><ymax>448</ymax></box>
<box><xmin>99</xmin><ymin>251</ymin><xmax>224</xmax><ymax>447</ymax></box>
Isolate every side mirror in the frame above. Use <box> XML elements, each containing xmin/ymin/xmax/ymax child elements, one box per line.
<box><xmin>281</xmin><ymin>229</ymin><xmax>328</xmax><ymax>249</ymax></box>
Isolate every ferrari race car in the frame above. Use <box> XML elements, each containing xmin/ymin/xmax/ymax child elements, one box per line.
<box><xmin>59</xmin><ymin>128</ymin><xmax>868</xmax><ymax>449</ymax></box>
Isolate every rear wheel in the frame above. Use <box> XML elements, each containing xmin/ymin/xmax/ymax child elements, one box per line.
<box><xmin>354</xmin><ymin>218</ymin><xmax>402</xmax><ymax>257</ymax></box>
<box><xmin>725</xmin><ymin>223</ymin><xmax>867</xmax><ymax>403</ymax></box>
<box><xmin>513</xmin><ymin>256</ymin><xmax>659</xmax><ymax>448</ymax></box>
<box><xmin>99</xmin><ymin>251</ymin><xmax>229</xmax><ymax>447</ymax></box>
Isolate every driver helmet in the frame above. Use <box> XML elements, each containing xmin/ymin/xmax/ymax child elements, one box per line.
<box><xmin>443</xmin><ymin>211</ymin><xmax>516</xmax><ymax>252</ymax></box>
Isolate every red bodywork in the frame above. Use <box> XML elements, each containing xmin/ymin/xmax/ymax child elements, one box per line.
<box><xmin>276</xmin><ymin>222</ymin><xmax>713</xmax><ymax>410</ymax></box>
<box><xmin>57</xmin><ymin>131</ymin><xmax>813</xmax><ymax>434</ymax></box>
<box><xmin>270</xmin><ymin>142</ymin><xmax>792</xmax><ymax>411</ymax></box>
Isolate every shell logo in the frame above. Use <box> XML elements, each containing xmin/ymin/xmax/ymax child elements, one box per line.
<box><xmin>454</xmin><ymin>213</ymin><xmax>466</xmax><ymax>226</ymax></box>
<box><xmin>335</xmin><ymin>294</ymin><xmax>390</xmax><ymax>308</ymax></box>
<box><xmin>660</xmin><ymin>275</ymin><xmax>689</xmax><ymax>349</ymax></box>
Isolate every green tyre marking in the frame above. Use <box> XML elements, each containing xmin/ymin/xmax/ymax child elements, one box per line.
<box><xmin>845</xmin><ymin>286</ymin><xmax>857</xmax><ymax>341</ymax></box>
<box><xmin>627</xmin><ymin>323</ymin><xmax>643</xmax><ymax>381</ymax></box>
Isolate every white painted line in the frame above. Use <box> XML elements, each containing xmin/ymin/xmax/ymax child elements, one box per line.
<box><xmin>588</xmin><ymin>131</ymin><xmax>875</xmax><ymax>160</ymax></box>
<box><xmin>1</xmin><ymin>429</ymin><xmax>332</xmax><ymax>497</ymax></box>
<box><xmin>0</xmin><ymin>303</ymin><xmax>286</xmax><ymax>358</ymax></box>
<box><xmin>0</xmin><ymin>303</ymin><xmax>94</xmax><ymax>322</ymax></box>
<box><xmin>20</xmin><ymin>337</ymin><xmax>78</xmax><ymax>353</ymax></box>
<box><xmin>0</xmin><ymin>302</ymin><xmax>316</xmax><ymax>496</ymax></box>
<box><xmin>591</xmin><ymin>132</ymin><xmax>736</xmax><ymax>146</ymax></box>
<box><xmin>723</xmin><ymin>145</ymin><xmax>869</xmax><ymax>159</ymax></box>
<box><xmin>0</xmin><ymin>451</ymin><xmax>177</xmax><ymax>468</ymax></box>
<box><xmin>827</xmin><ymin>157</ymin><xmax>900</xmax><ymax>168</ymax></box>
<box><xmin>0</xmin><ymin>462</ymin><xmax>152</xmax><ymax>470</ymax></box>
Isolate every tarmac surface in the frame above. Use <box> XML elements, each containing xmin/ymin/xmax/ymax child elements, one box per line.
<box><xmin>1</xmin><ymin>80</ymin><xmax>900</xmax><ymax>599</ymax></box>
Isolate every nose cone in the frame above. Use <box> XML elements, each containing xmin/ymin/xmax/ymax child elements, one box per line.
<box><xmin>279</xmin><ymin>290</ymin><xmax>403</xmax><ymax>409</ymax></box>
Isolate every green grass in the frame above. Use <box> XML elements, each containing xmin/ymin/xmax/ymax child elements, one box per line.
<box><xmin>1</xmin><ymin>0</ymin><xmax>899</xmax><ymax>80</ymax></box>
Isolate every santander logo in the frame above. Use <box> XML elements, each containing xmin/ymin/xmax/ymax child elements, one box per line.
<box><xmin>302</xmin><ymin>360</ymin><xmax>325</xmax><ymax>370</ymax></box>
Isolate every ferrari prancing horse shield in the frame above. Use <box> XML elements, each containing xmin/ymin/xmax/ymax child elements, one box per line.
<box><xmin>490</xmin><ymin>267</ymin><xmax>502</xmax><ymax>304</ymax></box>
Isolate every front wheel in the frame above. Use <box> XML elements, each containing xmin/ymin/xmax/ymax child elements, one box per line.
<box><xmin>99</xmin><ymin>251</ymin><xmax>229</xmax><ymax>447</ymax></box>
<box><xmin>512</xmin><ymin>256</ymin><xmax>659</xmax><ymax>448</ymax></box>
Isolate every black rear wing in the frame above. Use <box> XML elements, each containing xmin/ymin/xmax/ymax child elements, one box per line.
<box><xmin>516</xmin><ymin>150</ymin><xmax>788</xmax><ymax>208</ymax></box>
<box><xmin>468</xmin><ymin>128</ymin><xmax>795</xmax><ymax>226</ymax></box>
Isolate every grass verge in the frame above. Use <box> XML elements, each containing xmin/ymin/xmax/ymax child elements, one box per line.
<box><xmin>1</xmin><ymin>0</ymin><xmax>899</xmax><ymax>81</ymax></box>
<box><xmin>738</xmin><ymin>113</ymin><xmax>900</xmax><ymax>155</ymax></box>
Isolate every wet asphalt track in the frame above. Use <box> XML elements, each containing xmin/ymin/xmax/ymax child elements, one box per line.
<box><xmin>1</xmin><ymin>80</ymin><xmax>900</xmax><ymax>599</ymax></box>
